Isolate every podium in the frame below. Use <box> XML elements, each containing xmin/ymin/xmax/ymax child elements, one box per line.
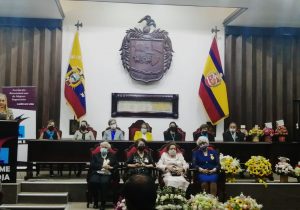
<box><xmin>0</xmin><ymin>120</ymin><xmax>18</xmax><ymax>183</ymax></box>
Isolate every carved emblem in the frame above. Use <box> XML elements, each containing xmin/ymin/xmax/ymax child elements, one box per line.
<box><xmin>120</xmin><ymin>15</ymin><xmax>174</xmax><ymax>83</ymax></box>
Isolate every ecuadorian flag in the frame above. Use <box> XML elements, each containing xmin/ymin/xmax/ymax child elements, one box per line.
<box><xmin>64</xmin><ymin>31</ymin><xmax>86</xmax><ymax>119</ymax></box>
<box><xmin>199</xmin><ymin>36</ymin><xmax>229</xmax><ymax>125</ymax></box>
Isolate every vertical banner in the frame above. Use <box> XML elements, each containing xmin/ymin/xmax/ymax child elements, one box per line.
<box><xmin>0</xmin><ymin>120</ymin><xmax>18</xmax><ymax>183</ymax></box>
<box><xmin>2</xmin><ymin>86</ymin><xmax>37</xmax><ymax>139</ymax></box>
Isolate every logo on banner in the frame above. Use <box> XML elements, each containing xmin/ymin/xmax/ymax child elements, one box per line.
<box><xmin>205</xmin><ymin>72</ymin><xmax>223</xmax><ymax>87</ymax></box>
<box><xmin>0</xmin><ymin>136</ymin><xmax>15</xmax><ymax>181</ymax></box>
<box><xmin>65</xmin><ymin>66</ymin><xmax>84</xmax><ymax>88</ymax></box>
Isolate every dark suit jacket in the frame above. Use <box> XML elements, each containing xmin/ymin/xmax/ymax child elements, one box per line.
<box><xmin>90</xmin><ymin>152</ymin><xmax>118</xmax><ymax>177</ymax></box>
<box><xmin>194</xmin><ymin>132</ymin><xmax>215</xmax><ymax>142</ymax></box>
<box><xmin>223</xmin><ymin>131</ymin><xmax>245</xmax><ymax>142</ymax></box>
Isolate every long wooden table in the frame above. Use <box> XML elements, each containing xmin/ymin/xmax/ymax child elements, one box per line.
<box><xmin>25</xmin><ymin>139</ymin><xmax>300</xmax><ymax>164</ymax></box>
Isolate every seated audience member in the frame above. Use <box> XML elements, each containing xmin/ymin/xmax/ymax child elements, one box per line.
<box><xmin>73</xmin><ymin>120</ymin><xmax>95</xmax><ymax>140</ymax></box>
<box><xmin>123</xmin><ymin>174</ymin><xmax>157</xmax><ymax>210</ymax></box>
<box><xmin>133</xmin><ymin>123</ymin><xmax>153</xmax><ymax>141</ymax></box>
<box><xmin>89</xmin><ymin>141</ymin><xmax>118</xmax><ymax>210</ymax></box>
<box><xmin>223</xmin><ymin>122</ymin><xmax>245</xmax><ymax>142</ymax></box>
<box><xmin>37</xmin><ymin>120</ymin><xmax>61</xmax><ymax>177</ymax></box>
<box><xmin>157</xmin><ymin>142</ymin><xmax>189</xmax><ymax>191</ymax></box>
<box><xmin>0</xmin><ymin>93</ymin><xmax>14</xmax><ymax>120</ymax></box>
<box><xmin>39</xmin><ymin>120</ymin><xmax>61</xmax><ymax>140</ymax></box>
<box><xmin>193</xmin><ymin>136</ymin><xmax>219</xmax><ymax>196</ymax></box>
<box><xmin>102</xmin><ymin>118</ymin><xmax>124</xmax><ymax>140</ymax></box>
<box><xmin>194</xmin><ymin>124</ymin><xmax>215</xmax><ymax>142</ymax></box>
<box><xmin>163</xmin><ymin>122</ymin><xmax>183</xmax><ymax>141</ymax></box>
<box><xmin>126</xmin><ymin>139</ymin><xmax>155</xmax><ymax>178</ymax></box>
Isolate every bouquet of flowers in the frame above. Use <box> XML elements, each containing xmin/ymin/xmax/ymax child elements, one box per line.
<box><xmin>262</xmin><ymin>127</ymin><xmax>274</xmax><ymax>142</ymax></box>
<box><xmin>223</xmin><ymin>193</ymin><xmax>263</xmax><ymax>210</ymax></box>
<box><xmin>249</xmin><ymin>127</ymin><xmax>263</xmax><ymax>136</ymax></box>
<box><xmin>248</xmin><ymin>127</ymin><xmax>263</xmax><ymax>142</ymax></box>
<box><xmin>156</xmin><ymin>186</ymin><xmax>188</xmax><ymax>210</ymax></box>
<box><xmin>219</xmin><ymin>154</ymin><xmax>243</xmax><ymax>182</ymax></box>
<box><xmin>275</xmin><ymin>125</ymin><xmax>288</xmax><ymax>136</ymax></box>
<box><xmin>115</xmin><ymin>199</ymin><xmax>127</xmax><ymax>210</ymax></box>
<box><xmin>263</xmin><ymin>127</ymin><xmax>274</xmax><ymax>136</ymax></box>
<box><xmin>294</xmin><ymin>162</ymin><xmax>300</xmax><ymax>177</ymax></box>
<box><xmin>274</xmin><ymin>157</ymin><xmax>294</xmax><ymax>175</ymax></box>
<box><xmin>187</xmin><ymin>192</ymin><xmax>224</xmax><ymax>210</ymax></box>
<box><xmin>294</xmin><ymin>163</ymin><xmax>300</xmax><ymax>182</ymax></box>
<box><xmin>245</xmin><ymin>156</ymin><xmax>272</xmax><ymax>185</ymax></box>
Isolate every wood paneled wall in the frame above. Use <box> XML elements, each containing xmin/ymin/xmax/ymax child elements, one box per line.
<box><xmin>225</xmin><ymin>28</ymin><xmax>300</xmax><ymax>140</ymax></box>
<box><xmin>0</xmin><ymin>26</ymin><xmax>62</xmax><ymax>135</ymax></box>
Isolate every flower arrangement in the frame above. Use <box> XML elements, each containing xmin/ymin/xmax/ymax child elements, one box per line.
<box><xmin>223</xmin><ymin>193</ymin><xmax>263</xmax><ymax>210</ymax></box>
<box><xmin>248</xmin><ymin>127</ymin><xmax>263</xmax><ymax>136</ymax></box>
<box><xmin>187</xmin><ymin>192</ymin><xmax>224</xmax><ymax>210</ymax></box>
<box><xmin>156</xmin><ymin>186</ymin><xmax>188</xmax><ymax>210</ymax></box>
<box><xmin>275</xmin><ymin>125</ymin><xmax>288</xmax><ymax>136</ymax></box>
<box><xmin>274</xmin><ymin>157</ymin><xmax>294</xmax><ymax>176</ymax></box>
<box><xmin>263</xmin><ymin>127</ymin><xmax>274</xmax><ymax>136</ymax></box>
<box><xmin>294</xmin><ymin>162</ymin><xmax>300</xmax><ymax>177</ymax></box>
<box><xmin>219</xmin><ymin>154</ymin><xmax>243</xmax><ymax>182</ymax></box>
<box><xmin>115</xmin><ymin>199</ymin><xmax>127</xmax><ymax>210</ymax></box>
<box><xmin>245</xmin><ymin>156</ymin><xmax>272</xmax><ymax>185</ymax></box>
<box><xmin>248</xmin><ymin>127</ymin><xmax>263</xmax><ymax>142</ymax></box>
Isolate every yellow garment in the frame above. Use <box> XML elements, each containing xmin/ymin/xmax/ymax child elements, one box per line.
<box><xmin>134</xmin><ymin>131</ymin><xmax>153</xmax><ymax>141</ymax></box>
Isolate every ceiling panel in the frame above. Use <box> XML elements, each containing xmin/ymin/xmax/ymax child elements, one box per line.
<box><xmin>0</xmin><ymin>0</ymin><xmax>64</xmax><ymax>19</ymax></box>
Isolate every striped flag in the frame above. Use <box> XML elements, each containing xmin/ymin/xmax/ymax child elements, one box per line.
<box><xmin>64</xmin><ymin>31</ymin><xmax>86</xmax><ymax>119</ymax></box>
<box><xmin>199</xmin><ymin>36</ymin><xmax>229</xmax><ymax>124</ymax></box>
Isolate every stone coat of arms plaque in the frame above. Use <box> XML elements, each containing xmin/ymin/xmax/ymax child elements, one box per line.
<box><xmin>120</xmin><ymin>15</ymin><xmax>174</xmax><ymax>83</ymax></box>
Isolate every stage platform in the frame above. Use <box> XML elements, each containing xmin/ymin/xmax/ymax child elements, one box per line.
<box><xmin>1</xmin><ymin>173</ymin><xmax>300</xmax><ymax>210</ymax></box>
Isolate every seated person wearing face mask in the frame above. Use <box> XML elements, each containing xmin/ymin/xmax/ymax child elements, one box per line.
<box><xmin>133</xmin><ymin>123</ymin><xmax>153</xmax><ymax>142</ymax></box>
<box><xmin>89</xmin><ymin>141</ymin><xmax>118</xmax><ymax>210</ymax></box>
<box><xmin>164</xmin><ymin>122</ymin><xmax>182</xmax><ymax>141</ymax></box>
<box><xmin>39</xmin><ymin>120</ymin><xmax>61</xmax><ymax>140</ymax></box>
<box><xmin>102</xmin><ymin>119</ymin><xmax>124</xmax><ymax>140</ymax></box>
<box><xmin>193</xmin><ymin>136</ymin><xmax>220</xmax><ymax>196</ymax></box>
<box><xmin>73</xmin><ymin>120</ymin><xmax>95</xmax><ymax>140</ymax></box>
<box><xmin>223</xmin><ymin>122</ymin><xmax>245</xmax><ymax>142</ymax></box>
<box><xmin>194</xmin><ymin>124</ymin><xmax>215</xmax><ymax>142</ymax></box>
<box><xmin>126</xmin><ymin>139</ymin><xmax>155</xmax><ymax>178</ymax></box>
<box><xmin>157</xmin><ymin>142</ymin><xmax>189</xmax><ymax>191</ymax></box>
<box><xmin>38</xmin><ymin>120</ymin><xmax>61</xmax><ymax>177</ymax></box>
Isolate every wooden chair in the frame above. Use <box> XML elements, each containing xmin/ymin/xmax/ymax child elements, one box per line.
<box><xmin>163</xmin><ymin>127</ymin><xmax>186</xmax><ymax>141</ymax></box>
<box><xmin>87</xmin><ymin>127</ymin><xmax>97</xmax><ymax>139</ymax></box>
<box><xmin>128</xmin><ymin>120</ymin><xmax>152</xmax><ymax>140</ymax></box>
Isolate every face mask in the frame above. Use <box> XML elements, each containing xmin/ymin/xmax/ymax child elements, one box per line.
<box><xmin>48</xmin><ymin>126</ymin><xmax>54</xmax><ymax>131</ymax></box>
<box><xmin>141</xmin><ymin>128</ymin><xmax>147</xmax><ymax>134</ymax></box>
<box><xmin>170</xmin><ymin>127</ymin><xmax>176</xmax><ymax>132</ymax></box>
<box><xmin>110</xmin><ymin>123</ymin><xmax>117</xmax><ymax>129</ymax></box>
<box><xmin>199</xmin><ymin>144</ymin><xmax>208</xmax><ymax>151</ymax></box>
<box><xmin>201</xmin><ymin>131</ymin><xmax>207</xmax><ymax>135</ymax></box>
<box><xmin>137</xmin><ymin>145</ymin><xmax>145</xmax><ymax>151</ymax></box>
<box><xmin>80</xmin><ymin>125</ymin><xmax>87</xmax><ymax>131</ymax></box>
<box><xmin>100</xmin><ymin>148</ymin><xmax>108</xmax><ymax>156</ymax></box>
<box><xmin>229</xmin><ymin>128</ymin><xmax>236</xmax><ymax>133</ymax></box>
<box><xmin>168</xmin><ymin>149</ymin><xmax>176</xmax><ymax>156</ymax></box>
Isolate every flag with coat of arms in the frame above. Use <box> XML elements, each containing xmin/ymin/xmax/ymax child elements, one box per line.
<box><xmin>64</xmin><ymin>31</ymin><xmax>86</xmax><ymax>119</ymax></box>
<box><xmin>199</xmin><ymin>36</ymin><xmax>229</xmax><ymax>124</ymax></box>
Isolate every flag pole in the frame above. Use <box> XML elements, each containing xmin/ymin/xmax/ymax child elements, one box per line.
<box><xmin>74</xmin><ymin>20</ymin><xmax>82</xmax><ymax>121</ymax></box>
<box><xmin>211</xmin><ymin>26</ymin><xmax>220</xmax><ymax>39</ymax></box>
<box><xmin>75</xmin><ymin>20</ymin><xmax>83</xmax><ymax>31</ymax></box>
